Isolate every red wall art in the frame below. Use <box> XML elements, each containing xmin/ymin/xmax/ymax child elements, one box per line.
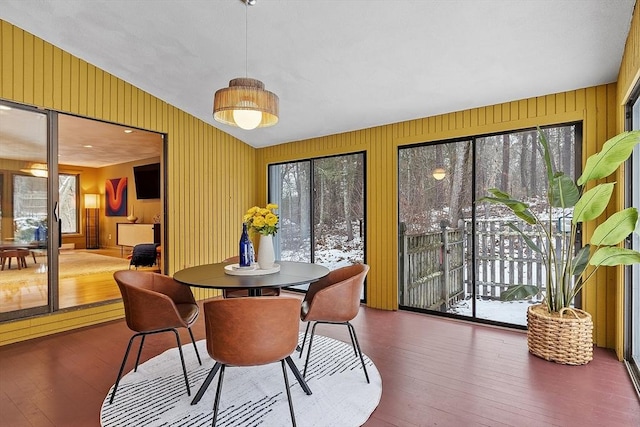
<box><xmin>106</xmin><ymin>177</ymin><xmax>128</xmax><ymax>216</ymax></box>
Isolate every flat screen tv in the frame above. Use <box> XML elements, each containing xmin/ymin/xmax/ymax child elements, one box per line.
<box><xmin>133</xmin><ymin>163</ymin><xmax>161</xmax><ymax>199</ymax></box>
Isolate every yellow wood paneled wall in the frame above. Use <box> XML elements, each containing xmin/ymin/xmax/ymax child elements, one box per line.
<box><xmin>0</xmin><ymin>20</ymin><xmax>255</xmax><ymax>344</ymax></box>
<box><xmin>257</xmin><ymin>85</ymin><xmax>623</xmax><ymax>352</ymax></box>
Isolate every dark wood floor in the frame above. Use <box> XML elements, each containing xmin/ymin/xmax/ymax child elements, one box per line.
<box><xmin>1</xmin><ymin>296</ymin><xmax>638</xmax><ymax>427</ymax></box>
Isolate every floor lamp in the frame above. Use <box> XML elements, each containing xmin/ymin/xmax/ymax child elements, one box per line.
<box><xmin>85</xmin><ymin>194</ymin><xmax>100</xmax><ymax>249</ymax></box>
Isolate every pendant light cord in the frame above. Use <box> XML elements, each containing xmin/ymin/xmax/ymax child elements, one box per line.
<box><xmin>244</xmin><ymin>0</ymin><xmax>248</xmax><ymax>78</ymax></box>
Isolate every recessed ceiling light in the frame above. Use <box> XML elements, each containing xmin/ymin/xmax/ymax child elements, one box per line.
<box><xmin>83</xmin><ymin>145</ymin><xmax>93</xmax><ymax>148</ymax></box>
<box><xmin>0</xmin><ymin>105</ymin><xmax>11</xmax><ymax>111</ymax></box>
<box><xmin>124</xmin><ymin>129</ymin><xmax>133</xmax><ymax>134</ymax></box>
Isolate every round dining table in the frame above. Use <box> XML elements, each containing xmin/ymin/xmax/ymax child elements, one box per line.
<box><xmin>173</xmin><ymin>260</ymin><xmax>330</xmax><ymax>296</ymax></box>
<box><xmin>173</xmin><ymin>260</ymin><xmax>329</xmax><ymax>404</ymax></box>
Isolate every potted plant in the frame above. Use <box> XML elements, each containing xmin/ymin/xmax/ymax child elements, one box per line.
<box><xmin>481</xmin><ymin>128</ymin><xmax>640</xmax><ymax>365</ymax></box>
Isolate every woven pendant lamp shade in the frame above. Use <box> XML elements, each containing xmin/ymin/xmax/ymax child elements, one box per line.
<box><xmin>213</xmin><ymin>77</ymin><xmax>279</xmax><ymax>129</ymax></box>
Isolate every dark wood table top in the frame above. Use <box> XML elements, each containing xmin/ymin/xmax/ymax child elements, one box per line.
<box><xmin>173</xmin><ymin>260</ymin><xmax>329</xmax><ymax>290</ymax></box>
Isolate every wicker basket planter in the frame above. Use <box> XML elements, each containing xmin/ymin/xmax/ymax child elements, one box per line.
<box><xmin>527</xmin><ymin>304</ymin><xmax>593</xmax><ymax>365</ymax></box>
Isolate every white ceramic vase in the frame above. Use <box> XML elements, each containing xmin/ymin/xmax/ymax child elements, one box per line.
<box><xmin>257</xmin><ymin>234</ymin><xmax>275</xmax><ymax>270</ymax></box>
<box><xmin>127</xmin><ymin>206</ymin><xmax>138</xmax><ymax>223</ymax></box>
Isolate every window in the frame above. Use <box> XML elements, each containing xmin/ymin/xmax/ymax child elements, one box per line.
<box><xmin>58</xmin><ymin>174</ymin><xmax>78</xmax><ymax>233</ymax></box>
<box><xmin>13</xmin><ymin>173</ymin><xmax>78</xmax><ymax>239</ymax></box>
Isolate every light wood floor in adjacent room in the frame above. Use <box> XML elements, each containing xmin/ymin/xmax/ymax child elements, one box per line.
<box><xmin>1</xmin><ymin>298</ymin><xmax>638</xmax><ymax>427</ymax></box>
<box><xmin>0</xmin><ymin>248</ymin><xmax>158</xmax><ymax>312</ymax></box>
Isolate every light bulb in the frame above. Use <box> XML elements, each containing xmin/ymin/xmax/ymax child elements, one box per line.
<box><xmin>233</xmin><ymin>109</ymin><xmax>262</xmax><ymax>130</ymax></box>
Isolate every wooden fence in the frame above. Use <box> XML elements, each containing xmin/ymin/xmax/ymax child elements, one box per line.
<box><xmin>398</xmin><ymin>222</ymin><xmax>466</xmax><ymax>311</ymax></box>
<box><xmin>399</xmin><ymin>218</ymin><xmax>573</xmax><ymax>310</ymax></box>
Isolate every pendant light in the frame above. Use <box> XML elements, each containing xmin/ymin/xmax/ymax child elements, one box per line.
<box><xmin>432</xmin><ymin>167</ymin><xmax>446</xmax><ymax>180</ymax></box>
<box><xmin>20</xmin><ymin>162</ymin><xmax>48</xmax><ymax>177</ymax></box>
<box><xmin>213</xmin><ymin>0</ymin><xmax>278</xmax><ymax>130</ymax></box>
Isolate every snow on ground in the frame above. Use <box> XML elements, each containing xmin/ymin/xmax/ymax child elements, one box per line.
<box><xmin>450</xmin><ymin>298</ymin><xmax>535</xmax><ymax>326</ymax></box>
<box><xmin>280</xmin><ymin>226</ymin><xmax>536</xmax><ymax>326</ymax></box>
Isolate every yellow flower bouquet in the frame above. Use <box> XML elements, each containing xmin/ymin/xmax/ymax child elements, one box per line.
<box><xmin>243</xmin><ymin>203</ymin><xmax>279</xmax><ymax>236</ymax></box>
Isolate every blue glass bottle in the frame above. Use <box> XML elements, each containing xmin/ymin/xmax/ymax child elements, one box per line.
<box><xmin>239</xmin><ymin>223</ymin><xmax>252</xmax><ymax>267</ymax></box>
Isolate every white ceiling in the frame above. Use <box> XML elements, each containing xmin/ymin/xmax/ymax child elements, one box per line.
<box><xmin>0</xmin><ymin>0</ymin><xmax>636</xmax><ymax>150</ymax></box>
<box><xmin>0</xmin><ymin>107</ymin><xmax>163</xmax><ymax>168</ymax></box>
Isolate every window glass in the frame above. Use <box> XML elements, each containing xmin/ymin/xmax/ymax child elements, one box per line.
<box><xmin>13</xmin><ymin>173</ymin><xmax>78</xmax><ymax>237</ymax></box>
<box><xmin>269</xmin><ymin>153</ymin><xmax>366</xmax><ymax>296</ymax></box>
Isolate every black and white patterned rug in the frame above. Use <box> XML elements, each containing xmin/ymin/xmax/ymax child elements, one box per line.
<box><xmin>101</xmin><ymin>334</ymin><xmax>381</xmax><ymax>426</ymax></box>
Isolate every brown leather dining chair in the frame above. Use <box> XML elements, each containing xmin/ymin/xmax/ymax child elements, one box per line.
<box><xmin>109</xmin><ymin>270</ymin><xmax>202</xmax><ymax>404</ymax></box>
<box><xmin>203</xmin><ymin>296</ymin><xmax>302</xmax><ymax>427</ymax></box>
<box><xmin>298</xmin><ymin>263</ymin><xmax>370</xmax><ymax>383</ymax></box>
<box><xmin>221</xmin><ymin>256</ymin><xmax>281</xmax><ymax>297</ymax></box>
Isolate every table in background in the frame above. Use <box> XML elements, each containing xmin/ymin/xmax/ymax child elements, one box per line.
<box><xmin>0</xmin><ymin>241</ymin><xmax>42</xmax><ymax>270</ymax></box>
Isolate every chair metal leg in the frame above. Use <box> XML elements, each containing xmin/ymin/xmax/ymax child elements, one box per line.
<box><xmin>284</xmin><ymin>356</ymin><xmax>312</xmax><ymax>395</ymax></box>
<box><xmin>109</xmin><ymin>333</ymin><xmax>139</xmax><ymax>404</ymax></box>
<box><xmin>171</xmin><ymin>329</ymin><xmax>191</xmax><ymax>396</ymax></box>
<box><xmin>302</xmin><ymin>320</ymin><xmax>370</xmax><ymax>384</ymax></box>
<box><xmin>281</xmin><ymin>360</ymin><xmax>297</xmax><ymax>427</ymax></box>
<box><xmin>302</xmin><ymin>322</ymin><xmax>320</xmax><ymax>377</ymax></box>
<box><xmin>187</xmin><ymin>326</ymin><xmax>202</xmax><ymax>365</ymax></box>
<box><xmin>298</xmin><ymin>322</ymin><xmax>312</xmax><ymax>358</ymax></box>
<box><xmin>346</xmin><ymin>321</ymin><xmax>358</xmax><ymax>357</ymax></box>
<box><xmin>347</xmin><ymin>322</ymin><xmax>370</xmax><ymax>383</ymax></box>
<box><xmin>133</xmin><ymin>334</ymin><xmax>146</xmax><ymax>371</ymax></box>
<box><xmin>212</xmin><ymin>364</ymin><xmax>227</xmax><ymax>427</ymax></box>
<box><xmin>109</xmin><ymin>327</ymin><xmax>197</xmax><ymax>404</ymax></box>
<box><xmin>191</xmin><ymin>362</ymin><xmax>221</xmax><ymax>405</ymax></box>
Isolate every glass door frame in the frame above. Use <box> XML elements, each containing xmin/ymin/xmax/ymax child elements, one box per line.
<box><xmin>624</xmin><ymin>80</ymin><xmax>640</xmax><ymax>395</ymax></box>
<box><xmin>267</xmin><ymin>151</ymin><xmax>367</xmax><ymax>300</ymax></box>
<box><xmin>48</xmin><ymin>110</ymin><xmax>60</xmax><ymax>314</ymax></box>
<box><xmin>0</xmin><ymin>102</ymin><xmax>59</xmax><ymax>321</ymax></box>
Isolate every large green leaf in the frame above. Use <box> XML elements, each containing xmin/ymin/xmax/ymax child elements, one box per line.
<box><xmin>513</xmin><ymin>209</ymin><xmax>537</xmax><ymax>225</ymax></box>
<box><xmin>505</xmin><ymin>222</ymin><xmax>542</xmax><ymax>253</ymax></box>
<box><xmin>549</xmin><ymin>173</ymin><xmax>580</xmax><ymax>208</ymax></box>
<box><xmin>571</xmin><ymin>245</ymin><xmax>591</xmax><ymax>277</ymax></box>
<box><xmin>537</xmin><ymin>127</ymin><xmax>555</xmax><ymax>183</ymax></box>
<box><xmin>499</xmin><ymin>284</ymin><xmax>540</xmax><ymax>301</ymax></box>
<box><xmin>589</xmin><ymin>247</ymin><xmax>640</xmax><ymax>266</ymax></box>
<box><xmin>577</xmin><ymin>131</ymin><xmax>640</xmax><ymax>186</ymax></box>
<box><xmin>487</xmin><ymin>188</ymin><xmax>511</xmax><ymax>199</ymax></box>
<box><xmin>480</xmin><ymin>192</ymin><xmax>537</xmax><ymax>224</ymax></box>
<box><xmin>480</xmin><ymin>196</ymin><xmax>529</xmax><ymax>212</ymax></box>
<box><xmin>572</xmin><ymin>183</ymin><xmax>614</xmax><ymax>223</ymax></box>
<box><xmin>590</xmin><ymin>208</ymin><xmax>639</xmax><ymax>246</ymax></box>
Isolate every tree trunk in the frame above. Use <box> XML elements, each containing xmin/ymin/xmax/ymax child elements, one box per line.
<box><xmin>500</xmin><ymin>134</ymin><xmax>510</xmax><ymax>192</ymax></box>
<box><xmin>343</xmin><ymin>158</ymin><xmax>354</xmax><ymax>241</ymax></box>
<box><xmin>449</xmin><ymin>142</ymin><xmax>471</xmax><ymax>226</ymax></box>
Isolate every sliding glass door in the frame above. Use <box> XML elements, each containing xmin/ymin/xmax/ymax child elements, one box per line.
<box><xmin>398</xmin><ymin>140</ymin><xmax>473</xmax><ymax>316</ymax></box>
<box><xmin>398</xmin><ymin>125</ymin><xmax>578</xmax><ymax>327</ymax></box>
<box><xmin>0</xmin><ymin>103</ymin><xmax>54</xmax><ymax>320</ymax></box>
<box><xmin>1</xmin><ymin>101</ymin><xmax>164</xmax><ymax>321</ymax></box>
<box><xmin>268</xmin><ymin>152</ymin><xmax>366</xmax><ymax>294</ymax></box>
<box><xmin>627</xmin><ymin>87</ymin><xmax>640</xmax><ymax>386</ymax></box>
